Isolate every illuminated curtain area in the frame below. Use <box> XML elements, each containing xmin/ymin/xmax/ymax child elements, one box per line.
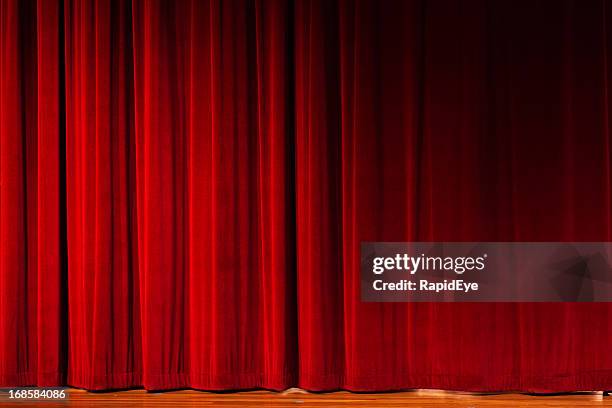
<box><xmin>3</xmin><ymin>0</ymin><xmax>612</xmax><ymax>392</ymax></box>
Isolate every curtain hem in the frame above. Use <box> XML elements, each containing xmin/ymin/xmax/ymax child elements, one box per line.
<box><xmin>6</xmin><ymin>371</ymin><xmax>612</xmax><ymax>393</ymax></box>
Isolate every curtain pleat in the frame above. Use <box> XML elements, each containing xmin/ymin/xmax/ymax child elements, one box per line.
<box><xmin>3</xmin><ymin>0</ymin><xmax>612</xmax><ymax>393</ymax></box>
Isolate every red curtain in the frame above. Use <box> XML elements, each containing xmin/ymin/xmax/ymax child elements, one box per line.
<box><xmin>2</xmin><ymin>0</ymin><xmax>612</xmax><ymax>393</ymax></box>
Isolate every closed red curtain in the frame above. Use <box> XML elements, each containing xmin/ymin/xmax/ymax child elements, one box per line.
<box><xmin>2</xmin><ymin>0</ymin><xmax>612</xmax><ymax>393</ymax></box>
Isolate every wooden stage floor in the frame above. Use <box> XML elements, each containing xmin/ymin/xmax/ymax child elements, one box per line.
<box><xmin>4</xmin><ymin>388</ymin><xmax>612</xmax><ymax>407</ymax></box>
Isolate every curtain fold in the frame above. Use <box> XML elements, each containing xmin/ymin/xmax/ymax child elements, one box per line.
<box><xmin>3</xmin><ymin>0</ymin><xmax>612</xmax><ymax>393</ymax></box>
<box><xmin>130</xmin><ymin>0</ymin><xmax>297</xmax><ymax>390</ymax></box>
<box><xmin>1</xmin><ymin>0</ymin><xmax>65</xmax><ymax>386</ymax></box>
<box><xmin>64</xmin><ymin>0</ymin><xmax>141</xmax><ymax>389</ymax></box>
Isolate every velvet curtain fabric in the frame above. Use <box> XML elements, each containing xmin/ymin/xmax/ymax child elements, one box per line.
<box><xmin>2</xmin><ymin>0</ymin><xmax>612</xmax><ymax>392</ymax></box>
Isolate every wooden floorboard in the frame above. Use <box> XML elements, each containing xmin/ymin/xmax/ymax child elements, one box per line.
<box><xmin>3</xmin><ymin>388</ymin><xmax>612</xmax><ymax>407</ymax></box>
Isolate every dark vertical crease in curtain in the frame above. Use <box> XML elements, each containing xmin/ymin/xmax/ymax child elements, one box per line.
<box><xmin>3</xmin><ymin>0</ymin><xmax>612</xmax><ymax>393</ymax></box>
